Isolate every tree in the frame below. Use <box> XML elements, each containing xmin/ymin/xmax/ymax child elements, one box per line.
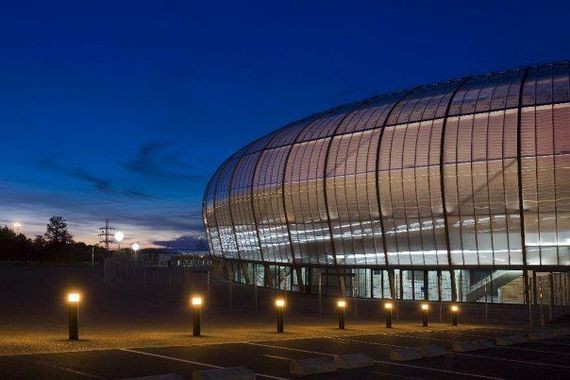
<box><xmin>44</xmin><ymin>216</ymin><xmax>73</xmax><ymax>246</ymax></box>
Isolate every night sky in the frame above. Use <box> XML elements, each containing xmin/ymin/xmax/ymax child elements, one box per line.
<box><xmin>1</xmin><ymin>0</ymin><xmax>568</xmax><ymax>247</ymax></box>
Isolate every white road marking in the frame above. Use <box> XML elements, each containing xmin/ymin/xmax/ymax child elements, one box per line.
<box><xmin>332</xmin><ymin>337</ymin><xmax>405</xmax><ymax>348</ymax></box>
<box><xmin>263</xmin><ymin>354</ymin><xmax>293</xmax><ymax>361</ymax></box>
<box><xmin>24</xmin><ymin>359</ymin><xmax>104</xmax><ymax>379</ymax></box>
<box><xmin>120</xmin><ymin>348</ymin><xmax>288</xmax><ymax>380</ymax></box>
<box><xmin>244</xmin><ymin>341</ymin><xmax>504</xmax><ymax>380</ymax></box>
<box><xmin>458</xmin><ymin>352</ymin><xmax>570</xmax><ymax>369</ymax></box>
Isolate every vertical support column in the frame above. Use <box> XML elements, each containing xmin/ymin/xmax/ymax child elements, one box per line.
<box><xmin>515</xmin><ymin>68</ymin><xmax>531</xmax><ymax>326</ymax></box>
<box><xmin>437</xmin><ymin>270</ymin><xmax>443</xmax><ymax>321</ymax></box>
<box><xmin>439</xmin><ymin>79</ymin><xmax>469</xmax><ymax>303</ymax></box>
<box><xmin>532</xmin><ymin>270</ymin><xmax>537</xmax><ymax>305</ymax></box>
<box><xmin>549</xmin><ymin>272</ymin><xmax>555</xmax><ymax>321</ymax></box>
<box><xmin>423</xmin><ymin>270</ymin><xmax>429</xmax><ymax>301</ymax></box>
<box><xmin>388</xmin><ymin>269</ymin><xmax>396</xmax><ymax>299</ymax></box>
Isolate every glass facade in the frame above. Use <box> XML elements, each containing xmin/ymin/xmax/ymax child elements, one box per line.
<box><xmin>203</xmin><ymin>62</ymin><xmax>570</xmax><ymax>301</ymax></box>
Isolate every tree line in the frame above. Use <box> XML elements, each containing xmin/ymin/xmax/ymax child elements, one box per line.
<box><xmin>0</xmin><ymin>216</ymin><xmax>110</xmax><ymax>263</ymax></box>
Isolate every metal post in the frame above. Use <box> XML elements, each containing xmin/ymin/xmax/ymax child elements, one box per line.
<box><xmin>318</xmin><ymin>273</ymin><xmax>322</xmax><ymax>315</ymax></box>
<box><xmin>277</xmin><ymin>308</ymin><xmax>284</xmax><ymax>333</ymax></box>
<box><xmin>451</xmin><ymin>306</ymin><xmax>459</xmax><ymax>326</ymax></box>
<box><xmin>338</xmin><ymin>307</ymin><xmax>345</xmax><ymax>330</ymax></box>
<box><xmin>69</xmin><ymin>303</ymin><xmax>79</xmax><ymax>340</ymax></box>
<box><xmin>192</xmin><ymin>307</ymin><xmax>201</xmax><ymax>337</ymax></box>
<box><xmin>421</xmin><ymin>305</ymin><xmax>429</xmax><ymax>327</ymax></box>
<box><xmin>91</xmin><ymin>246</ymin><xmax>95</xmax><ymax>267</ymax></box>
<box><xmin>207</xmin><ymin>271</ymin><xmax>211</xmax><ymax>304</ymax></box>
<box><xmin>385</xmin><ymin>304</ymin><xmax>393</xmax><ymax>328</ymax></box>
<box><xmin>254</xmin><ymin>283</ymin><xmax>258</xmax><ymax>311</ymax></box>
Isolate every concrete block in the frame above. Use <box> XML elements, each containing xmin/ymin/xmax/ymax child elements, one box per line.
<box><xmin>125</xmin><ymin>375</ymin><xmax>184</xmax><ymax>380</ymax></box>
<box><xmin>474</xmin><ymin>339</ymin><xmax>495</xmax><ymax>350</ymax></box>
<box><xmin>389</xmin><ymin>348</ymin><xmax>423</xmax><ymax>361</ymax></box>
<box><xmin>192</xmin><ymin>367</ymin><xmax>255</xmax><ymax>380</ymax></box>
<box><xmin>417</xmin><ymin>345</ymin><xmax>447</xmax><ymax>358</ymax></box>
<box><xmin>529</xmin><ymin>331</ymin><xmax>555</xmax><ymax>341</ymax></box>
<box><xmin>289</xmin><ymin>357</ymin><xmax>337</xmax><ymax>377</ymax></box>
<box><xmin>334</xmin><ymin>353</ymin><xmax>374</xmax><ymax>369</ymax></box>
<box><xmin>452</xmin><ymin>341</ymin><xmax>479</xmax><ymax>353</ymax></box>
<box><xmin>496</xmin><ymin>334</ymin><xmax>528</xmax><ymax>346</ymax></box>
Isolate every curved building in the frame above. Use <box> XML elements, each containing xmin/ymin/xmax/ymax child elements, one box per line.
<box><xmin>203</xmin><ymin>62</ymin><xmax>570</xmax><ymax>303</ymax></box>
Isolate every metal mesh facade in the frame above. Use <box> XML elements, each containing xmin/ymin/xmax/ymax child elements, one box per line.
<box><xmin>203</xmin><ymin>62</ymin><xmax>570</xmax><ymax>272</ymax></box>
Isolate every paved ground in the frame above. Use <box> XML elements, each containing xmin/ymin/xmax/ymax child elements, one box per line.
<box><xmin>1</xmin><ymin>326</ymin><xmax>569</xmax><ymax>379</ymax></box>
<box><xmin>1</xmin><ymin>265</ymin><xmax>569</xmax><ymax>379</ymax></box>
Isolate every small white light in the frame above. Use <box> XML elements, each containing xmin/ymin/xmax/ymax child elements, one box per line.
<box><xmin>385</xmin><ymin>302</ymin><xmax>393</xmax><ymax>310</ymax></box>
<box><xmin>132</xmin><ymin>243</ymin><xmax>140</xmax><ymax>252</ymax></box>
<box><xmin>275</xmin><ymin>299</ymin><xmax>285</xmax><ymax>308</ymax></box>
<box><xmin>451</xmin><ymin>305</ymin><xmax>459</xmax><ymax>313</ymax></box>
<box><xmin>337</xmin><ymin>299</ymin><xmax>346</xmax><ymax>308</ymax></box>
<box><xmin>421</xmin><ymin>303</ymin><xmax>429</xmax><ymax>311</ymax></box>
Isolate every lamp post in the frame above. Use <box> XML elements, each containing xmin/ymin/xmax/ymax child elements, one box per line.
<box><xmin>67</xmin><ymin>292</ymin><xmax>81</xmax><ymax>340</ymax></box>
<box><xmin>337</xmin><ymin>299</ymin><xmax>346</xmax><ymax>330</ymax></box>
<box><xmin>191</xmin><ymin>296</ymin><xmax>203</xmax><ymax>336</ymax></box>
<box><xmin>275</xmin><ymin>298</ymin><xmax>285</xmax><ymax>333</ymax></box>
<box><xmin>384</xmin><ymin>302</ymin><xmax>393</xmax><ymax>328</ymax></box>
<box><xmin>421</xmin><ymin>303</ymin><xmax>429</xmax><ymax>327</ymax></box>
<box><xmin>451</xmin><ymin>304</ymin><xmax>459</xmax><ymax>326</ymax></box>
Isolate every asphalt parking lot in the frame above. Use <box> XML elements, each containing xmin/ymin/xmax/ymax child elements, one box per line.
<box><xmin>2</xmin><ymin>326</ymin><xmax>569</xmax><ymax>379</ymax></box>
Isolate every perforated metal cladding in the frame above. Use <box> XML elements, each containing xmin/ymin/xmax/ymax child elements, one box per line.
<box><xmin>203</xmin><ymin>61</ymin><xmax>570</xmax><ymax>268</ymax></box>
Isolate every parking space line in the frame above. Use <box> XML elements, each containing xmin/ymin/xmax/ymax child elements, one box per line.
<box><xmin>332</xmin><ymin>337</ymin><xmax>405</xmax><ymax>348</ymax></box>
<box><xmin>457</xmin><ymin>352</ymin><xmax>570</xmax><ymax>369</ymax></box>
<box><xmin>22</xmin><ymin>359</ymin><xmax>104</xmax><ymax>379</ymax></box>
<box><xmin>245</xmin><ymin>342</ymin><xmax>504</xmax><ymax>379</ymax></box>
<box><xmin>120</xmin><ymin>348</ymin><xmax>288</xmax><ymax>380</ymax></box>
<box><xmin>369</xmin><ymin>330</ymin><xmax>570</xmax><ymax>356</ymax></box>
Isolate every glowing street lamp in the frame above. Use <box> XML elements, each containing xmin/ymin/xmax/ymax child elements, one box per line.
<box><xmin>114</xmin><ymin>231</ymin><xmax>124</xmax><ymax>250</ymax></box>
<box><xmin>132</xmin><ymin>243</ymin><xmax>140</xmax><ymax>252</ymax></box>
<box><xmin>384</xmin><ymin>302</ymin><xmax>393</xmax><ymax>328</ymax></box>
<box><xmin>450</xmin><ymin>304</ymin><xmax>459</xmax><ymax>326</ymax></box>
<box><xmin>275</xmin><ymin>298</ymin><xmax>285</xmax><ymax>333</ymax></box>
<box><xmin>421</xmin><ymin>303</ymin><xmax>429</xmax><ymax>327</ymax></box>
<box><xmin>191</xmin><ymin>295</ymin><xmax>203</xmax><ymax>336</ymax></box>
<box><xmin>337</xmin><ymin>299</ymin><xmax>347</xmax><ymax>330</ymax></box>
<box><xmin>67</xmin><ymin>291</ymin><xmax>81</xmax><ymax>340</ymax></box>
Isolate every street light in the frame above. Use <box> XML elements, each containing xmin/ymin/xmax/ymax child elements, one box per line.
<box><xmin>421</xmin><ymin>303</ymin><xmax>429</xmax><ymax>327</ymax></box>
<box><xmin>191</xmin><ymin>295</ymin><xmax>203</xmax><ymax>336</ymax></box>
<box><xmin>275</xmin><ymin>298</ymin><xmax>285</xmax><ymax>333</ymax></box>
<box><xmin>451</xmin><ymin>304</ymin><xmax>459</xmax><ymax>326</ymax></box>
<box><xmin>114</xmin><ymin>231</ymin><xmax>124</xmax><ymax>250</ymax></box>
<box><xmin>67</xmin><ymin>291</ymin><xmax>81</xmax><ymax>340</ymax></box>
<box><xmin>384</xmin><ymin>302</ymin><xmax>393</xmax><ymax>328</ymax></box>
<box><xmin>337</xmin><ymin>299</ymin><xmax>346</xmax><ymax>330</ymax></box>
<box><xmin>132</xmin><ymin>243</ymin><xmax>140</xmax><ymax>253</ymax></box>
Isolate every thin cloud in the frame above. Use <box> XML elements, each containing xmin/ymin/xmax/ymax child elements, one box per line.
<box><xmin>125</xmin><ymin>141</ymin><xmax>206</xmax><ymax>182</ymax></box>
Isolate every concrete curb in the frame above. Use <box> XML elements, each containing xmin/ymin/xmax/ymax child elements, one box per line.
<box><xmin>496</xmin><ymin>334</ymin><xmax>528</xmax><ymax>346</ymax></box>
<box><xmin>192</xmin><ymin>367</ymin><xmax>255</xmax><ymax>380</ymax></box>
<box><xmin>290</xmin><ymin>357</ymin><xmax>337</xmax><ymax>377</ymax></box>
<box><xmin>417</xmin><ymin>345</ymin><xmax>447</xmax><ymax>358</ymax></box>
<box><xmin>389</xmin><ymin>348</ymin><xmax>423</xmax><ymax>361</ymax></box>
<box><xmin>453</xmin><ymin>339</ymin><xmax>494</xmax><ymax>352</ymax></box>
<box><xmin>528</xmin><ymin>331</ymin><xmax>556</xmax><ymax>341</ymax></box>
<box><xmin>334</xmin><ymin>353</ymin><xmax>374</xmax><ymax>369</ymax></box>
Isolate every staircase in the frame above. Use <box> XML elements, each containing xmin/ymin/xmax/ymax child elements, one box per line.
<box><xmin>466</xmin><ymin>270</ymin><xmax>521</xmax><ymax>302</ymax></box>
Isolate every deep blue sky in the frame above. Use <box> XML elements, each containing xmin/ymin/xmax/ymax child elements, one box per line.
<box><xmin>1</xmin><ymin>0</ymin><xmax>568</xmax><ymax>247</ymax></box>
